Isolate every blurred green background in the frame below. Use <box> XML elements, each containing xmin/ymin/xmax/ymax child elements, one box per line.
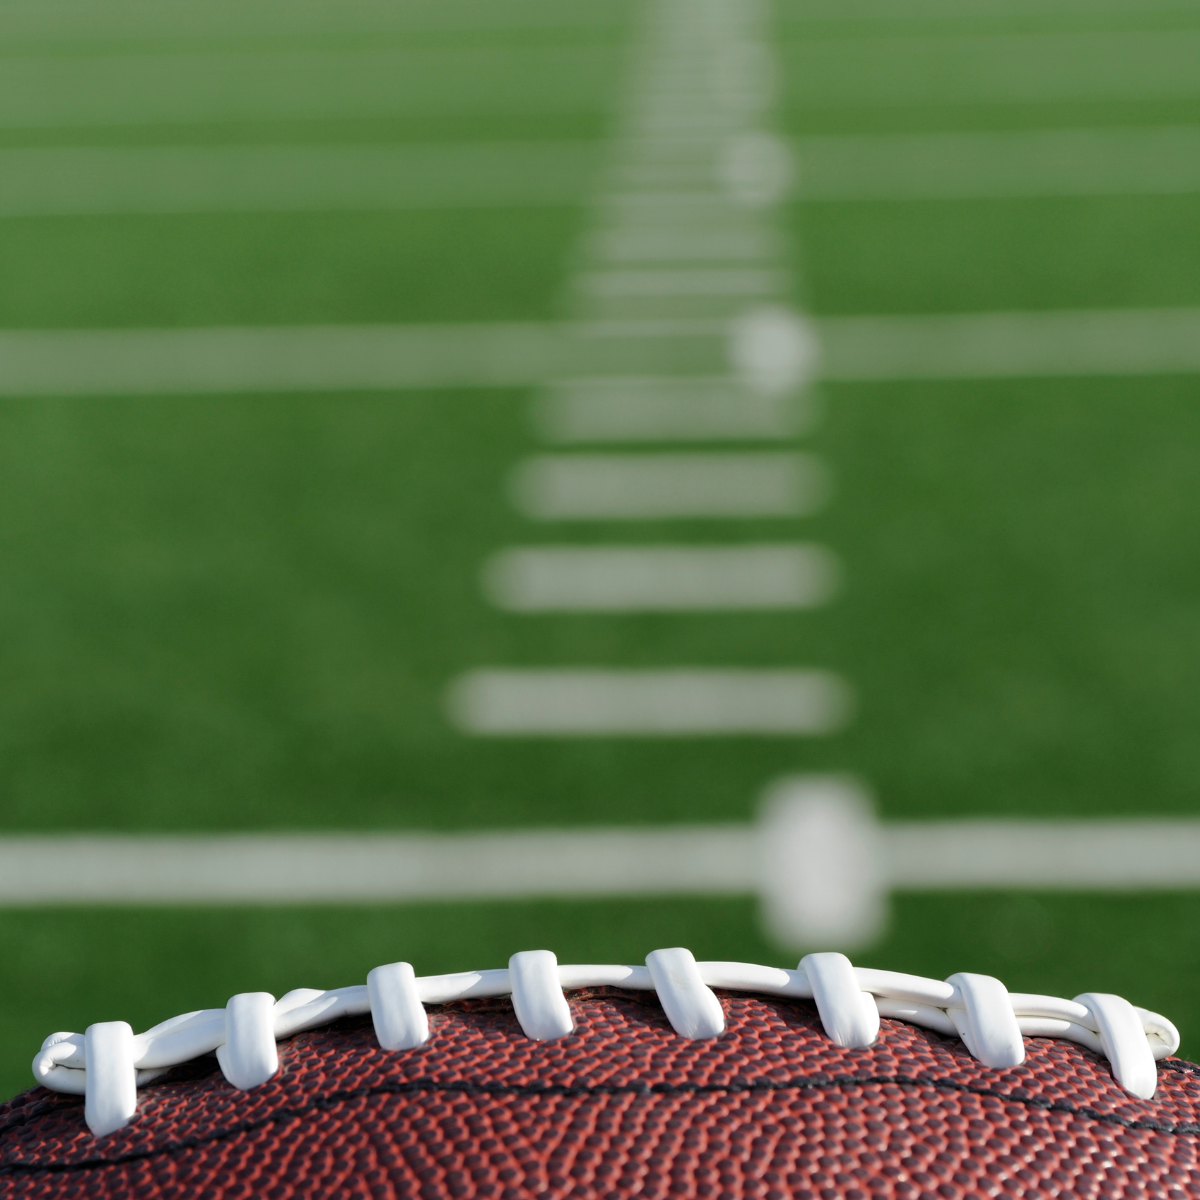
<box><xmin>2</xmin><ymin>0</ymin><xmax>1200</xmax><ymax>1098</ymax></box>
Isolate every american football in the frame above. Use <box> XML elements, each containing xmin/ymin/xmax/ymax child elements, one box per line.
<box><xmin>2</xmin><ymin>0</ymin><xmax>1199</xmax><ymax>1195</ymax></box>
<box><xmin>1</xmin><ymin>948</ymin><xmax>1190</xmax><ymax>1198</ymax></box>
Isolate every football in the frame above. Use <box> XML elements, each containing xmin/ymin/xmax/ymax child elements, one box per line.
<box><xmin>0</xmin><ymin>948</ymin><xmax>1191</xmax><ymax>1199</ymax></box>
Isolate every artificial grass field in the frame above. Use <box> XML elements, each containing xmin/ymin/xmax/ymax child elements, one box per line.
<box><xmin>1</xmin><ymin>0</ymin><xmax>1200</xmax><ymax>1098</ymax></box>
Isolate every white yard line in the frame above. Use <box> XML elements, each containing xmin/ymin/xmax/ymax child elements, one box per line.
<box><xmin>4</xmin><ymin>126</ymin><xmax>1197</xmax><ymax>219</ymax></box>
<box><xmin>0</xmin><ymin>829</ymin><xmax>756</xmax><ymax>904</ymax></box>
<box><xmin>506</xmin><ymin>0</ymin><xmax>830</xmax><ymax>527</ymax></box>
<box><xmin>508</xmin><ymin>453</ymin><xmax>828</xmax><ymax>520</ymax></box>
<box><xmin>4</xmin><ymin>309</ymin><xmax>1200</xmax><ymax>396</ymax></box>
<box><xmin>587</xmin><ymin>228</ymin><xmax>783</xmax><ymax>262</ymax></box>
<box><xmin>483</xmin><ymin>544</ymin><xmax>840</xmax><ymax>611</ymax></box>
<box><xmin>575</xmin><ymin>269</ymin><xmax>788</xmax><ymax>298</ymax></box>
<box><xmin>0</xmin><ymin>815</ymin><xmax>1193</xmax><ymax>903</ymax></box>
<box><xmin>450</xmin><ymin>0</ymin><xmax>848</xmax><ymax>753</ymax></box>
<box><xmin>817</xmin><ymin>308</ymin><xmax>1200</xmax><ymax>380</ymax></box>
<box><xmin>2</xmin><ymin>777</ymin><xmax>1192</xmax><ymax>946</ymax></box>
<box><xmin>886</xmin><ymin>820</ymin><xmax>1200</xmax><ymax>889</ymax></box>
<box><xmin>598</xmin><ymin>194</ymin><xmax>765</xmax><ymax>221</ymax></box>
<box><xmin>563</xmin><ymin>0</ymin><xmax>795</xmax><ymax>339</ymax></box>
<box><xmin>0</xmin><ymin>143</ymin><xmax>600</xmax><ymax>217</ymax></box>
<box><xmin>446</xmin><ymin>669</ymin><xmax>853</xmax><ymax>735</ymax></box>
<box><xmin>0</xmin><ymin>324</ymin><xmax>564</xmax><ymax>396</ymax></box>
<box><xmin>533</xmin><ymin>377</ymin><xmax>810</xmax><ymax>442</ymax></box>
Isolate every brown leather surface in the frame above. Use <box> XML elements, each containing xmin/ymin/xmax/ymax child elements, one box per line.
<box><xmin>2</xmin><ymin>988</ymin><xmax>1198</xmax><ymax>1198</ymax></box>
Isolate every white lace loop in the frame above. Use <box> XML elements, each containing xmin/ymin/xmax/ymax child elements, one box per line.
<box><xmin>367</xmin><ymin>961</ymin><xmax>428</xmax><ymax>1052</ymax></box>
<box><xmin>1076</xmin><ymin>992</ymin><xmax>1158</xmax><ymax>1100</ymax></box>
<box><xmin>83</xmin><ymin>1022</ymin><xmax>137</xmax><ymax>1139</ymax></box>
<box><xmin>946</xmin><ymin>973</ymin><xmax>1025</xmax><ymax>1069</ymax></box>
<box><xmin>802</xmin><ymin>952</ymin><xmax>879</xmax><ymax>1048</ymax></box>
<box><xmin>509</xmin><ymin>950</ymin><xmax>574</xmax><ymax>1041</ymax></box>
<box><xmin>646</xmin><ymin>947</ymin><xmax>725</xmax><ymax>1039</ymax></box>
<box><xmin>33</xmin><ymin>948</ymin><xmax>1179</xmax><ymax>1138</ymax></box>
<box><xmin>216</xmin><ymin>993</ymin><xmax>278</xmax><ymax>1090</ymax></box>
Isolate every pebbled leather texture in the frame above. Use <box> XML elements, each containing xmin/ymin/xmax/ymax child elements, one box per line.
<box><xmin>2</xmin><ymin>987</ymin><xmax>1199</xmax><ymax>1198</ymax></box>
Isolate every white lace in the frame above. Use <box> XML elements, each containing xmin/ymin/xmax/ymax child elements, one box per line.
<box><xmin>33</xmin><ymin>948</ymin><xmax>1179</xmax><ymax>1138</ymax></box>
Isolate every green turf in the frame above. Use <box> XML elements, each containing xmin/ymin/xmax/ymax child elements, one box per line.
<box><xmin>0</xmin><ymin>46</ymin><xmax>625</xmax><ymax>130</ymax></box>
<box><xmin>0</xmin><ymin>211</ymin><xmax>585</xmax><ymax>327</ymax></box>
<box><xmin>795</xmin><ymin>196</ymin><xmax>1200</xmax><ymax>313</ymax></box>
<box><xmin>0</xmin><ymin>390</ymin><xmax>838</xmax><ymax>832</ymax></box>
<box><xmin>779</xmin><ymin>29</ymin><xmax>1200</xmax><ymax>110</ymax></box>
<box><xmin>5</xmin><ymin>385</ymin><xmax>1200</xmax><ymax>833</ymax></box>
<box><xmin>3</xmin><ymin>0</ymin><xmax>1200</xmax><ymax>1104</ymax></box>
<box><xmin>812</xmin><ymin>380</ymin><xmax>1200</xmax><ymax>819</ymax></box>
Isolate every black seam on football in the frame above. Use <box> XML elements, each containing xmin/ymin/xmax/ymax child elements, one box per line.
<box><xmin>4</xmin><ymin>1071</ymin><xmax>1200</xmax><ymax>1176</ymax></box>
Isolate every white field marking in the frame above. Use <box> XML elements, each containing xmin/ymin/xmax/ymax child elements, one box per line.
<box><xmin>601</xmin><ymin>193</ymin><xmax>746</xmax><ymax>220</ymax></box>
<box><xmin>0</xmin><ymin>46</ymin><xmax>617</xmax><ymax>130</ymax></box>
<box><xmin>0</xmin><ymin>322</ymin><xmax>736</xmax><ymax>397</ymax></box>
<box><xmin>576</xmin><ymin>295</ymin><xmax>770</xmax><ymax>324</ymax></box>
<box><xmin>0</xmin><ymin>828</ymin><xmax>755</xmax><ymax>904</ymax></box>
<box><xmin>533</xmin><ymin>376</ymin><xmax>814</xmax><ymax>442</ymax></box>
<box><xmin>8</xmin><ymin>805</ymin><xmax>1197</xmax><ymax>909</ymax></box>
<box><xmin>482</xmin><ymin>543</ymin><xmax>840</xmax><ymax>611</ymax></box>
<box><xmin>27</xmin><ymin>126</ymin><xmax>1189</xmax><ymax>219</ymax></box>
<box><xmin>794</xmin><ymin>126</ymin><xmax>1200</xmax><ymax>201</ymax></box>
<box><xmin>817</xmin><ymin>307</ymin><xmax>1200</xmax><ymax>380</ymax></box>
<box><xmin>630</xmin><ymin>112</ymin><xmax>746</xmax><ymax>138</ymax></box>
<box><xmin>0</xmin><ymin>143</ymin><xmax>600</xmax><ymax>217</ymax></box>
<box><xmin>586</xmin><ymin>227</ymin><xmax>783</xmax><ymax>263</ymax></box>
<box><xmin>5</xmin><ymin>309</ymin><xmax>1200</xmax><ymax>396</ymax></box>
<box><xmin>446</xmin><ymin>668</ymin><xmax>853</xmax><ymax>735</ymax></box>
<box><xmin>508</xmin><ymin>453</ymin><xmax>830</xmax><ymax>520</ymax></box>
<box><xmin>718</xmin><ymin>131</ymin><xmax>796</xmax><ymax>208</ymax></box>
<box><xmin>575</xmin><ymin>268</ymin><xmax>788</xmax><ymax>298</ymax></box>
<box><xmin>762</xmin><ymin>778</ymin><xmax>1200</xmax><ymax>946</ymax></box>
<box><xmin>731</xmin><ymin>307</ymin><xmax>821</xmax><ymax>395</ymax></box>
<box><xmin>0</xmin><ymin>324</ymin><xmax>565</xmax><ymax>396</ymax></box>
<box><xmin>630</xmin><ymin>113</ymin><xmax>768</xmax><ymax>138</ymax></box>
<box><xmin>615</xmin><ymin>160</ymin><xmax>718</xmax><ymax>191</ymax></box>
<box><xmin>884</xmin><ymin>819</ymin><xmax>1200</xmax><ymax>889</ymax></box>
